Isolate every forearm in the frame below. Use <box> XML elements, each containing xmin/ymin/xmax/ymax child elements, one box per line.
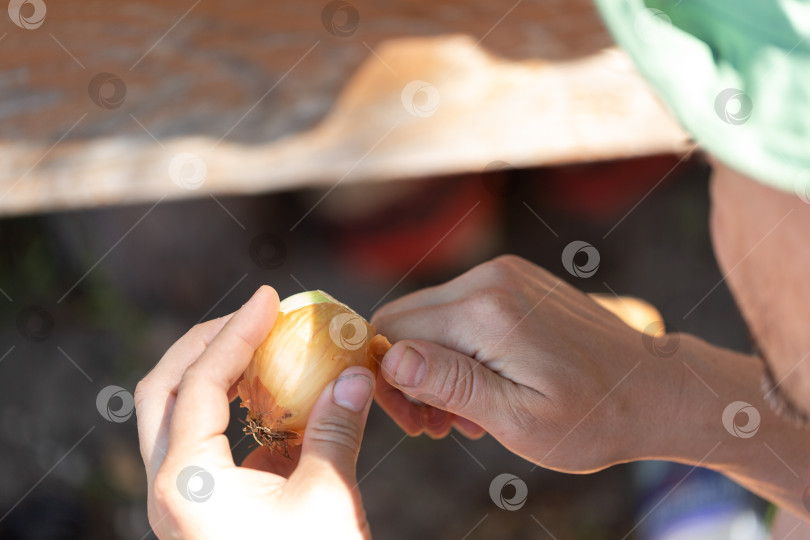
<box><xmin>640</xmin><ymin>333</ymin><xmax>810</xmax><ymax>518</ymax></box>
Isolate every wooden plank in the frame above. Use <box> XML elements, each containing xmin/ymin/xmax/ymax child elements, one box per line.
<box><xmin>0</xmin><ymin>0</ymin><xmax>689</xmax><ymax>216</ymax></box>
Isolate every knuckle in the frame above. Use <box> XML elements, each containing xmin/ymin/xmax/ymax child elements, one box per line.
<box><xmin>487</xmin><ymin>255</ymin><xmax>522</xmax><ymax>276</ymax></box>
<box><xmin>198</xmin><ymin>322</ymin><xmax>255</xmax><ymax>361</ymax></box>
<box><xmin>462</xmin><ymin>288</ymin><xmax>521</xmax><ymax>329</ymax></box>
<box><xmin>475</xmin><ymin>288</ymin><xmax>517</xmax><ymax>313</ymax></box>
<box><xmin>213</xmin><ymin>326</ymin><xmax>255</xmax><ymax>358</ymax></box>
<box><xmin>307</xmin><ymin>415</ymin><xmax>362</xmax><ymax>455</ymax></box>
<box><xmin>461</xmin><ymin>255</ymin><xmax>534</xmax><ymax>291</ymax></box>
<box><xmin>190</xmin><ymin>321</ymin><xmax>208</xmax><ymax>334</ymax></box>
<box><xmin>230</xmin><ymin>328</ymin><xmax>256</xmax><ymax>354</ymax></box>
<box><xmin>185</xmin><ymin>321</ymin><xmax>213</xmax><ymax>344</ymax></box>
<box><xmin>152</xmin><ymin>466</ymin><xmax>178</xmax><ymax>511</ymax></box>
<box><xmin>508</xmin><ymin>399</ymin><xmax>544</xmax><ymax>436</ymax></box>
<box><xmin>492</xmin><ymin>254</ymin><xmax>527</xmax><ymax>269</ymax></box>
<box><xmin>179</xmin><ymin>362</ymin><xmax>206</xmax><ymax>387</ymax></box>
<box><xmin>435</xmin><ymin>356</ymin><xmax>476</xmax><ymax>414</ymax></box>
<box><xmin>471</xmin><ymin>258</ymin><xmax>518</xmax><ymax>286</ymax></box>
<box><xmin>133</xmin><ymin>377</ymin><xmax>151</xmax><ymax>410</ymax></box>
<box><xmin>487</xmin><ymin>393</ymin><xmax>545</xmax><ymax>446</ymax></box>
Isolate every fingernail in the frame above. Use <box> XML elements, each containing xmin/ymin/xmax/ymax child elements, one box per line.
<box><xmin>424</xmin><ymin>405</ymin><xmax>447</xmax><ymax>428</ymax></box>
<box><xmin>385</xmin><ymin>346</ymin><xmax>426</xmax><ymax>387</ymax></box>
<box><xmin>333</xmin><ymin>374</ymin><xmax>373</xmax><ymax>412</ymax></box>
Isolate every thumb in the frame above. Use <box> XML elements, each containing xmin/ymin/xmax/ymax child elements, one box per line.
<box><xmin>381</xmin><ymin>340</ymin><xmax>505</xmax><ymax>429</ymax></box>
<box><xmin>294</xmin><ymin>366</ymin><xmax>374</xmax><ymax>485</ymax></box>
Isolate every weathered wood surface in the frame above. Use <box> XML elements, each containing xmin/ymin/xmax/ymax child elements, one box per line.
<box><xmin>0</xmin><ymin>0</ymin><xmax>689</xmax><ymax>216</ymax></box>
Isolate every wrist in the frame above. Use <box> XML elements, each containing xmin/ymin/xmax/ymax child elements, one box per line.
<box><xmin>638</xmin><ymin>333</ymin><xmax>762</xmax><ymax>464</ymax></box>
<box><xmin>617</xmin><ymin>332</ymin><xmax>762</xmax><ymax>463</ymax></box>
<box><xmin>606</xmin><ymin>331</ymin><xmax>698</xmax><ymax>465</ymax></box>
<box><xmin>631</xmin><ymin>333</ymin><xmax>810</xmax><ymax>516</ymax></box>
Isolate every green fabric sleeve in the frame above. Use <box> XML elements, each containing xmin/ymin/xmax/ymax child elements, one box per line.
<box><xmin>592</xmin><ymin>0</ymin><xmax>810</xmax><ymax>194</ymax></box>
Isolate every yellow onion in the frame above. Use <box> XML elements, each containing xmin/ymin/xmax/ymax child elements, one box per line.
<box><xmin>238</xmin><ymin>290</ymin><xmax>390</xmax><ymax>455</ymax></box>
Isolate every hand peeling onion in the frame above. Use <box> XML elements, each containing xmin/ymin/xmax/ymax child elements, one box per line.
<box><xmin>238</xmin><ymin>290</ymin><xmax>390</xmax><ymax>456</ymax></box>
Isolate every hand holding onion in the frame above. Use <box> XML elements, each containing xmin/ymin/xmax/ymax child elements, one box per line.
<box><xmin>135</xmin><ymin>286</ymin><xmax>376</xmax><ymax>539</ymax></box>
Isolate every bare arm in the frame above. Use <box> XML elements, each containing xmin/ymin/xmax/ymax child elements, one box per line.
<box><xmin>643</xmin><ymin>333</ymin><xmax>810</xmax><ymax>519</ymax></box>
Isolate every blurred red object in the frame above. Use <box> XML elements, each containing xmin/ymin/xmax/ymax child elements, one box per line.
<box><xmin>317</xmin><ymin>175</ymin><xmax>500</xmax><ymax>280</ymax></box>
<box><xmin>539</xmin><ymin>154</ymin><xmax>690</xmax><ymax>222</ymax></box>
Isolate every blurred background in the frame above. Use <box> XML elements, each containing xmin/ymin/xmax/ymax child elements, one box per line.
<box><xmin>0</xmin><ymin>157</ymin><xmax>770</xmax><ymax>539</ymax></box>
<box><xmin>0</xmin><ymin>0</ymin><xmax>772</xmax><ymax>539</ymax></box>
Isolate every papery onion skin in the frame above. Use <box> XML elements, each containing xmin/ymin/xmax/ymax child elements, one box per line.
<box><xmin>238</xmin><ymin>292</ymin><xmax>390</xmax><ymax>454</ymax></box>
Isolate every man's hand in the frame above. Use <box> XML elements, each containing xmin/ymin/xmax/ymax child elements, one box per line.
<box><xmin>135</xmin><ymin>286</ymin><xmax>374</xmax><ymax>539</ymax></box>
<box><xmin>373</xmin><ymin>255</ymin><xmax>810</xmax><ymax>520</ymax></box>
<box><xmin>372</xmin><ymin>255</ymin><xmax>672</xmax><ymax>472</ymax></box>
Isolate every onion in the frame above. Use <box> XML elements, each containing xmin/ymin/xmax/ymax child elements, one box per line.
<box><xmin>238</xmin><ymin>290</ymin><xmax>390</xmax><ymax>455</ymax></box>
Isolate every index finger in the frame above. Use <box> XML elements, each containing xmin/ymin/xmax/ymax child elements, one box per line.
<box><xmin>166</xmin><ymin>286</ymin><xmax>280</xmax><ymax>464</ymax></box>
<box><xmin>373</xmin><ymin>303</ymin><xmax>474</xmax><ymax>358</ymax></box>
<box><xmin>371</xmin><ymin>283</ymin><xmax>454</xmax><ymax>324</ymax></box>
<box><xmin>371</xmin><ymin>255</ymin><xmax>543</xmax><ymax>323</ymax></box>
<box><xmin>135</xmin><ymin>313</ymin><xmax>234</xmax><ymax>481</ymax></box>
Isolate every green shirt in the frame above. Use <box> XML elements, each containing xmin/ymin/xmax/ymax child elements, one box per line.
<box><xmin>594</xmin><ymin>0</ymin><xmax>810</xmax><ymax>194</ymax></box>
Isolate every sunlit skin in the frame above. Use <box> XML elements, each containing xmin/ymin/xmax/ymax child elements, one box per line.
<box><xmin>709</xmin><ymin>158</ymin><xmax>810</xmax><ymax>421</ymax></box>
<box><xmin>134</xmin><ymin>287</ymin><xmax>373</xmax><ymax>540</ymax></box>
<box><xmin>135</xmin><ymin>161</ymin><xmax>810</xmax><ymax>538</ymax></box>
<box><xmin>372</xmin><ymin>160</ymin><xmax>810</xmax><ymax>529</ymax></box>
<box><xmin>710</xmin><ymin>159</ymin><xmax>810</xmax><ymax>533</ymax></box>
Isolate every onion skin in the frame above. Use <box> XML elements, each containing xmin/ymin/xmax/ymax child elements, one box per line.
<box><xmin>238</xmin><ymin>296</ymin><xmax>390</xmax><ymax>453</ymax></box>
